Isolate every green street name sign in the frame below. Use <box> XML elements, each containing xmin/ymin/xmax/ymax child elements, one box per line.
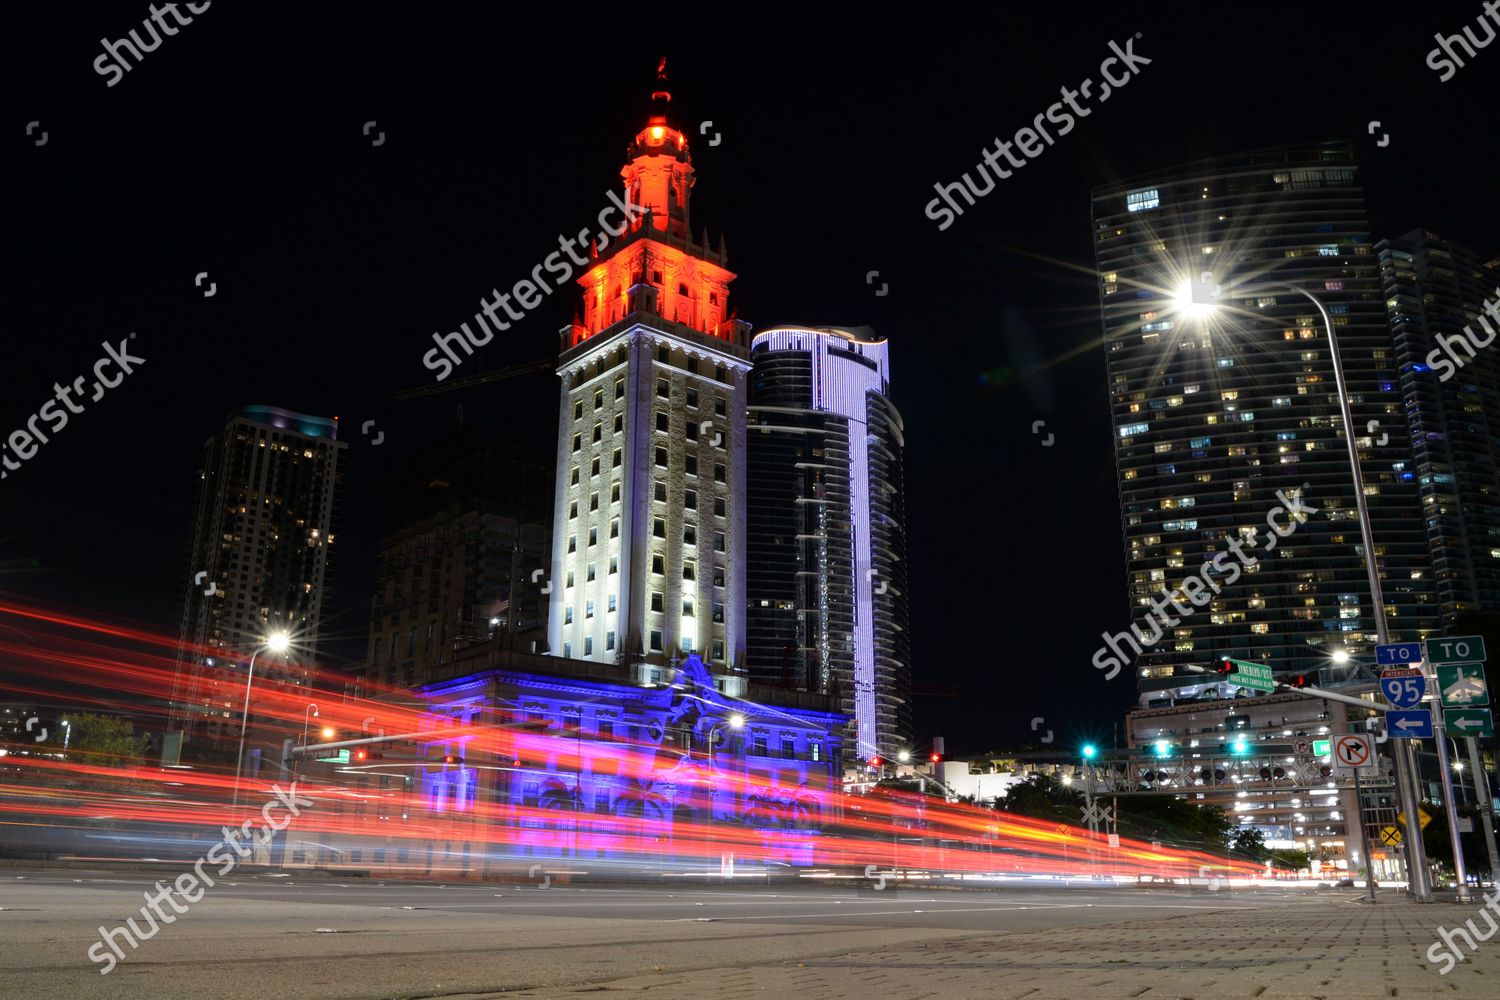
<box><xmin>1438</xmin><ymin>663</ymin><xmax>1490</xmax><ymax>708</ymax></box>
<box><xmin>1444</xmin><ymin>708</ymin><xmax>1494</xmax><ymax>738</ymax></box>
<box><xmin>1312</xmin><ymin>739</ymin><xmax>1331</xmax><ymax>757</ymax></box>
<box><xmin>1225</xmin><ymin>658</ymin><xmax>1276</xmax><ymax>693</ymax></box>
<box><xmin>1426</xmin><ymin>635</ymin><xmax>1487</xmax><ymax>665</ymax></box>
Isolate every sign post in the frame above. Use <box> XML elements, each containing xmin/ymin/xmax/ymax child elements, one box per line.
<box><xmin>1425</xmin><ymin>637</ymin><xmax>1487</xmax><ymax>903</ymax></box>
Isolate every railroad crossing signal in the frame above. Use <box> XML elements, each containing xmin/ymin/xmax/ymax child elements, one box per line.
<box><xmin>1379</xmin><ymin>825</ymin><xmax>1403</xmax><ymax>847</ymax></box>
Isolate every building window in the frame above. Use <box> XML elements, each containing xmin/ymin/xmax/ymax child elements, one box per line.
<box><xmin>657</xmin><ymin>378</ymin><xmax>669</xmax><ymax>398</ymax></box>
<box><xmin>685</xmin><ymin>456</ymin><xmax>697</xmax><ymax>476</ymax></box>
<box><xmin>567</xmin><ymin>536</ymin><xmax>576</xmax><ymax>553</ymax></box>
<box><xmin>712</xmin><ymin>602</ymin><xmax>724</xmax><ymax>623</ymax></box>
<box><xmin>686</xmin><ymin>388</ymin><xmax>698</xmax><ymax>407</ymax></box>
<box><xmin>712</xmin><ymin>566</ymin><xmax>725</xmax><ymax>587</ymax></box>
<box><xmin>611</xmin><ymin>483</ymin><xmax>620</xmax><ymax>502</ymax></box>
<box><xmin>606</xmin><ymin>630</ymin><xmax>616</xmax><ymax>651</ymax></box>
<box><xmin>610</xmin><ymin>518</ymin><xmax>619</xmax><ymax>538</ymax></box>
<box><xmin>593</xmin><ymin>389</ymin><xmax>603</xmax><ymax>408</ymax></box>
<box><xmin>653</xmin><ymin>518</ymin><xmax>666</xmax><ymax>538</ymax></box>
<box><xmin>615</xmin><ymin>379</ymin><xmax>625</xmax><ymax>399</ymax></box>
<box><xmin>684</xmin><ymin>525</ymin><xmax>697</xmax><ymax>546</ymax></box>
<box><xmin>650</xmin><ymin>630</ymin><xmax>663</xmax><ymax>651</ymax></box>
<box><xmin>562</xmin><ymin>642</ymin><xmax>572</xmax><ymax>658</ymax></box>
<box><xmin>655</xmin><ymin>447</ymin><xmax>668</xmax><ymax>467</ymax></box>
<box><xmin>566</xmin><ymin>570</ymin><xmax>575</xmax><ymax>588</ymax></box>
<box><xmin>714</xmin><ymin>463</ymin><xmax>725</xmax><ymax>483</ymax></box>
<box><xmin>683</xmin><ymin>597</ymin><xmax>694</xmax><ymax>617</ymax></box>
<box><xmin>810</xmin><ymin>742</ymin><xmax>821</xmax><ymax>762</ymax></box>
<box><xmin>565</xmin><ymin>606</ymin><xmax>574</xmax><ymax>625</ymax></box>
<box><xmin>590</xmin><ymin>493</ymin><xmax>599</xmax><ymax>511</ymax></box>
<box><xmin>573</xmin><ymin>401</ymin><xmax>583</xmax><ymax>420</ymax></box>
<box><xmin>683</xmin><ymin>561</ymin><xmax>695</xmax><ymax>581</ymax></box>
<box><xmin>598</xmin><ymin>717</ymin><xmax>613</xmax><ymax>738</ymax></box>
<box><xmin>584</xmin><ymin>636</ymin><xmax>593</xmax><ymax>656</ymax></box>
<box><xmin>685</xmin><ymin>489</ymin><xmax>697</xmax><ymax>510</ymax></box>
<box><xmin>570</xmin><ymin>467</ymin><xmax>579</xmax><ymax>485</ymax></box>
<box><xmin>652</xmin><ymin>554</ymin><xmax>665</xmax><ymax>574</ymax></box>
<box><xmin>651</xmin><ymin>592</ymin><xmax>664</xmax><ymax>612</ymax></box>
<box><xmin>569</xmin><ymin>501</ymin><xmax>578</xmax><ymax>519</ymax></box>
<box><xmin>712</xmin><ymin>640</ymin><xmax>724</xmax><ymax>660</ymax></box>
<box><xmin>655</xmin><ymin>481</ymin><xmax>667</xmax><ymax>501</ymax></box>
<box><xmin>612</xmin><ymin>448</ymin><xmax>622</xmax><ymax>468</ymax></box>
<box><xmin>687</xmin><ymin>356</ymin><xmax>699</xmax><ymax>375</ymax></box>
<box><xmin>608</xmin><ymin>593</ymin><xmax>617</xmax><ymax>612</ymax></box>
<box><xmin>686</xmin><ymin>422</ymin><xmax>698</xmax><ymax>441</ymax></box>
<box><xmin>753</xmin><ymin>734</ymin><xmax>767</xmax><ymax>756</ymax></box>
<box><xmin>656</xmin><ymin>411</ymin><xmax>668</xmax><ymax>432</ymax></box>
<box><xmin>588</xmin><ymin>527</ymin><xmax>598</xmax><ymax>546</ymax></box>
<box><xmin>657</xmin><ymin>346</ymin><xmax>669</xmax><ymax>364</ymax></box>
<box><xmin>590</xmin><ymin>457</ymin><xmax>600</xmax><ymax>476</ymax></box>
<box><xmin>587</xmin><ymin>562</ymin><xmax>596</xmax><ymax>582</ymax></box>
<box><xmin>586</xmin><ymin>600</ymin><xmax>594</xmax><ymax>619</ymax></box>
<box><xmin>713</xmin><ymin>497</ymin><xmax>725</xmax><ymax>517</ymax></box>
<box><xmin>609</xmin><ymin>556</ymin><xmax>618</xmax><ymax>575</ymax></box>
<box><xmin>781</xmin><ymin>737</ymin><xmax>795</xmax><ymax>759</ymax></box>
<box><xmin>572</xmin><ymin>434</ymin><xmax>581</xmax><ymax>452</ymax></box>
<box><xmin>715</xmin><ymin>397</ymin><xmax>726</xmax><ymax>416</ymax></box>
<box><xmin>713</xmin><ymin>532</ymin><xmax>725</xmax><ymax>552</ymax></box>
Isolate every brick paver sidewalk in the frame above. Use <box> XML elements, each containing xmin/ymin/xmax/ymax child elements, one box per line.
<box><xmin>497</xmin><ymin>897</ymin><xmax>1500</xmax><ymax>999</ymax></box>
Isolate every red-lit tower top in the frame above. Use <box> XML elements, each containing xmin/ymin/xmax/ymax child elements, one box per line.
<box><xmin>565</xmin><ymin>59</ymin><xmax>744</xmax><ymax>351</ymax></box>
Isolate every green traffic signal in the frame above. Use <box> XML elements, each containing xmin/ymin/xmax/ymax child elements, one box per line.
<box><xmin>1081</xmin><ymin>744</ymin><xmax>1098</xmax><ymax>759</ymax></box>
<box><xmin>1154</xmin><ymin>740</ymin><xmax>1170</xmax><ymax>757</ymax></box>
<box><xmin>1231</xmin><ymin>738</ymin><xmax>1249</xmax><ymax>754</ymax></box>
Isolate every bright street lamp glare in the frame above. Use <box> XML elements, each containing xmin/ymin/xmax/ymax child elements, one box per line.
<box><xmin>1174</xmin><ymin>280</ymin><xmax>1218</xmax><ymax>320</ymax></box>
<box><xmin>727</xmin><ymin>712</ymin><xmax>745</xmax><ymax>730</ymax></box>
<box><xmin>321</xmin><ymin>726</ymin><xmax>336</xmax><ymax>739</ymax></box>
<box><xmin>1331</xmin><ymin>650</ymin><xmax>1350</xmax><ymax>664</ymax></box>
<box><xmin>898</xmin><ymin>750</ymin><xmax>911</xmax><ymax>762</ymax></box>
<box><xmin>266</xmin><ymin>631</ymin><xmax>291</xmax><ymax>653</ymax></box>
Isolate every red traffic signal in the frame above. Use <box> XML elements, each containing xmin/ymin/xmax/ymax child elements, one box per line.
<box><xmin>870</xmin><ymin>755</ymin><xmax>882</xmax><ymax>767</ymax></box>
<box><xmin>929</xmin><ymin>753</ymin><xmax>941</xmax><ymax>763</ymax></box>
<box><xmin>1290</xmin><ymin>674</ymin><xmax>1312</xmax><ymax>689</ymax></box>
<box><xmin>442</xmin><ymin>753</ymin><xmax>463</xmax><ymax>765</ymax></box>
<box><xmin>355</xmin><ymin>748</ymin><xmax>367</xmax><ymax>761</ymax></box>
<box><xmin>1217</xmin><ymin>657</ymin><xmax>1235</xmax><ymax>674</ymax></box>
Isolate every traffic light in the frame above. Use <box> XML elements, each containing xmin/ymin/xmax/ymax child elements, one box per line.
<box><xmin>929</xmin><ymin>753</ymin><xmax>941</xmax><ymax>763</ymax></box>
<box><xmin>442</xmin><ymin>753</ymin><xmax>463</xmax><ymax>765</ymax></box>
<box><xmin>1081</xmin><ymin>744</ymin><xmax>1098</xmax><ymax>760</ymax></box>
<box><xmin>355</xmin><ymin>748</ymin><xmax>366</xmax><ymax>761</ymax></box>
<box><xmin>1200</xmin><ymin>766</ymin><xmax>1227</xmax><ymax>782</ymax></box>
<box><xmin>1289</xmin><ymin>674</ymin><xmax>1312</xmax><ymax>689</ymax></box>
<box><xmin>1216</xmin><ymin>657</ymin><xmax>1235</xmax><ymax>674</ymax></box>
<box><xmin>870</xmin><ymin>755</ymin><xmax>882</xmax><ymax>767</ymax></box>
<box><xmin>1230</xmin><ymin>738</ymin><xmax>1249</xmax><ymax>754</ymax></box>
<box><xmin>1154</xmin><ymin>740</ymin><xmax>1171</xmax><ymax>757</ymax></box>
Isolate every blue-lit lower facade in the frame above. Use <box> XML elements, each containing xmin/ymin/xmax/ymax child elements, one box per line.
<box><xmin>304</xmin><ymin>653</ymin><xmax>846</xmax><ymax>874</ymax></box>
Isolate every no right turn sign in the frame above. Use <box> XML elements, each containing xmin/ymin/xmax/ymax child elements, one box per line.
<box><xmin>1332</xmin><ymin>734</ymin><xmax>1376</xmax><ymax>773</ymax></box>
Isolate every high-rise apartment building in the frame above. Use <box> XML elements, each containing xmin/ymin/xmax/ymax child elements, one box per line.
<box><xmin>363</xmin><ymin>420</ymin><xmax>553</xmax><ymax>690</ymax></box>
<box><xmin>171</xmin><ymin>405</ymin><xmax>345</xmax><ymax>743</ymax></box>
<box><xmin>1378</xmin><ymin>231</ymin><xmax>1500</xmax><ymax>624</ymax></box>
<box><xmin>549</xmin><ymin>68</ymin><xmax>752</xmax><ymax>683</ymax></box>
<box><xmin>1091</xmin><ymin>143</ymin><xmax>1437</xmax><ymax>694</ymax></box>
<box><xmin>746</xmin><ymin>326</ymin><xmax>911</xmax><ymax>763</ymax></box>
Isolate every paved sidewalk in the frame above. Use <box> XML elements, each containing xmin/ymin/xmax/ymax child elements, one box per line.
<box><xmin>501</xmin><ymin>897</ymin><xmax>1500</xmax><ymax>999</ymax></box>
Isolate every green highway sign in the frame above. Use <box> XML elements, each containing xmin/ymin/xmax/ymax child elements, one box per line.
<box><xmin>1444</xmin><ymin>708</ymin><xmax>1494</xmax><ymax>738</ymax></box>
<box><xmin>1426</xmin><ymin>635</ymin><xmax>1487</xmax><ymax>665</ymax></box>
<box><xmin>1312</xmin><ymin>739</ymin><xmax>1331</xmax><ymax>757</ymax></box>
<box><xmin>1225</xmin><ymin>658</ymin><xmax>1276</xmax><ymax>692</ymax></box>
<box><xmin>1438</xmin><ymin>663</ymin><xmax>1490</xmax><ymax>707</ymax></box>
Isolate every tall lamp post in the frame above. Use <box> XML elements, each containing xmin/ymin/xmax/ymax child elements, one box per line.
<box><xmin>1179</xmin><ymin>275</ymin><xmax>1436</xmax><ymax>899</ymax></box>
<box><xmin>706</xmin><ymin>712</ymin><xmax>745</xmax><ymax>821</ymax></box>
<box><xmin>232</xmin><ymin>631</ymin><xmax>291</xmax><ymax>809</ymax></box>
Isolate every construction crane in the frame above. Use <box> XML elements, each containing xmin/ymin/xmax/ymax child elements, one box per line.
<box><xmin>393</xmin><ymin>358</ymin><xmax>554</xmax><ymax>401</ymax></box>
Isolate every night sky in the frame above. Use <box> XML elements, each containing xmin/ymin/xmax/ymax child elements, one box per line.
<box><xmin>7</xmin><ymin>4</ymin><xmax>1498</xmax><ymax>755</ymax></box>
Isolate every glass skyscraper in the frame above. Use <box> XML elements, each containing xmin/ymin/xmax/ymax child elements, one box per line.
<box><xmin>1091</xmin><ymin>142</ymin><xmax>1437</xmax><ymax>695</ymax></box>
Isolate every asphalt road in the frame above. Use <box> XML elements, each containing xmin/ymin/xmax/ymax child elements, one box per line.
<box><xmin>0</xmin><ymin>868</ymin><xmax>1356</xmax><ymax>999</ymax></box>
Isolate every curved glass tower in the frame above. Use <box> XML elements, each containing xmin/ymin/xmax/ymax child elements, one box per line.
<box><xmin>747</xmin><ymin>327</ymin><xmax>911</xmax><ymax>765</ymax></box>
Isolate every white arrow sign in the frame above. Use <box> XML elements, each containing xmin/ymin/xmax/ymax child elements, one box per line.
<box><xmin>1394</xmin><ymin>716</ymin><xmax>1427</xmax><ymax>732</ymax></box>
<box><xmin>1453</xmin><ymin>717</ymin><xmax>1488</xmax><ymax>731</ymax></box>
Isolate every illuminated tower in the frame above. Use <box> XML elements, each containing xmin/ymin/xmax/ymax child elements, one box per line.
<box><xmin>171</xmin><ymin>406</ymin><xmax>346</xmax><ymax>744</ymax></box>
<box><xmin>746</xmin><ymin>327</ymin><xmax>911</xmax><ymax>765</ymax></box>
<box><xmin>550</xmin><ymin>63</ymin><xmax>752</xmax><ymax>684</ymax></box>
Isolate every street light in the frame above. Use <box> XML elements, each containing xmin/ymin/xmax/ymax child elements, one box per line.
<box><xmin>1176</xmin><ymin>273</ymin><xmax>1438</xmax><ymax>899</ymax></box>
<box><xmin>706</xmin><ymin>712</ymin><xmax>745</xmax><ymax>821</ymax></box>
<box><xmin>898</xmin><ymin>750</ymin><xmax>911</xmax><ymax>763</ymax></box>
<box><xmin>232</xmin><ymin>630</ymin><xmax>292</xmax><ymax>809</ymax></box>
<box><xmin>302</xmin><ymin>704</ymin><xmax>320</xmax><ymax>746</ymax></box>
